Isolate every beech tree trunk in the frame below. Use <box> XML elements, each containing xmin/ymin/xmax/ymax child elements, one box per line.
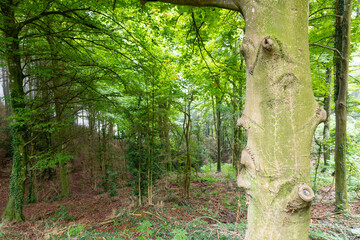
<box><xmin>235</xmin><ymin>2</ymin><xmax>325</xmax><ymax>238</ymax></box>
<box><xmin>334</xmin><ymin>0</ymin><xmax>353</xmax><ymax>212</ymax></box>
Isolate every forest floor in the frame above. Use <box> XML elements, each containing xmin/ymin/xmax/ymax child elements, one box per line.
<box><xmin>0</xmin><ymin>169</ymin><xmax>360</xmax><ymax>239</ymax></box>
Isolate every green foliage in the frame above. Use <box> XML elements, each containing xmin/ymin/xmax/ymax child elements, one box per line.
<box><xmin>53</xmin><ymin>205</ymin><xmax>74</xmax><ymax>222</ymax></box>
<box><xmin>309</xmin><ymin>219</ymin><xmax>360</xmax><ymax>240</ymax></box>
<box><xmin>171</xmin><ymin>228</ymin><xmax>188</xmax><ymax>240</ymax></box>
<box><xmin>33</xmin><ymin>152</ymin><xmax>73</xmax><ymax>171</ymax></box>
<box><xmin>67</xmin><ymin>224</ymin><xmax>86</xmax><ymax>237</ymax></box>
<box><xmin>198</xmin><ymin>163</ymin><xmax>236</xmax><ymax>184</ymax></box>
<box><xmin>100</xmin><ymin>170</ymin><xmax>119</xmax><ymax>197</ymax></box>
<box><xmin>137</xmin><ymin>220</ymin><xmax>154</xmax><ymax>239</ymax></box>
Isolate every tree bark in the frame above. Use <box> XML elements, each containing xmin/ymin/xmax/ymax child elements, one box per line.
<box><xmin>1</xmin><ymin>0</ymin><xmax>28</xmax><ymax>222</ymax></box>
<box><xmin>232</xmin><ymin>58</ymin><xmax>244</xmax><ymax>176</ymax></box>
<box><xmin>334</xmin><ymin>0</ymin><xmax>353</xmax><ymax>212</ymax></box>
<box><xmin>322</xmin><ymin>67</ymin><xmax>331</xmax><ymax>171</ymax></box>
<box><xmin>216</xmin><ymin>95</ymin><xmax>222</xmax><ymax>172</ymax></box>
<box><xmin>236</xmin><ymin>2</ymin><xmax>325</xmax><ymax>238</ymax></box>
<box><xmin>1</xmin><ymin>63</ymin><xmax>11</xmax><ymax>115</ymax></box>
<box><xmin>183</xmin><ymin>93</ymin><xmax>192</xmax><ymax>198</ymax></box>
<box><xmin>232</xmin><ymin>93</ymin><xmax>240</xmax><ymax>175</ymax></box>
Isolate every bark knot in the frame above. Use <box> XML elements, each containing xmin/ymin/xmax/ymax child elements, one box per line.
<box><xmin>262</xmin><ymin>37</ymin><xmax>274</xmax><ymax>51</ymax></box>
<box><xmin>298</xmin><ymin>183</ymin><xmax>314</xmax><ymax>202</ymax></box>
<box><xmin>286</xmin><ymin>183</ymin><xmax>314</xmax><ymax>213</ymax></box>
<box><xmin>316</xmin><ymin>105</ymin><xmax>327</xmax><ymax>124</ymax></box>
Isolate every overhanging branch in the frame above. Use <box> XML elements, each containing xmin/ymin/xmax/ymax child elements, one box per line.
<box><xmin>141</xmin><ymin>0</ymin><xmax>242</xmax><ymax>12</ymax></box>
<box><xmin>309</xmin><ymin>14</ymin><xmax>341</xmax><ymax>22</ymax></box>
<box><xmin>309</xmin><ymin>7</ymin><xmax>335</xmax><ymax>18</ymax></box>
<box><xmin>309</xmin><ymin>43</ymin><xmax>343</xmax><ymax>58</ymax></box>
<box><xmin>18</xmin><ymin>8</ymin><xmax>91</xmax><ymax>30</ymax></box>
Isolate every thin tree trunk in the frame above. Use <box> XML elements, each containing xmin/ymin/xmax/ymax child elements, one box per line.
<box><xmin>216</xmin><ymin>96</ymin><xmax>222</xmax><ymax>172</ymax></box>
<box><xmin>232</xmin><ymin>82</ymin><xmax>240</xmax><ymax>175</ymax></box>
<box><xmin>88</xmin><ymin>109</ymin><xmax>95</xmax><ymax>190</ymax></box>
<box><xmin>322</xmin><ymin>67</ymin><xmax>331</xmax><ymax>171</ymax></box>
<box><xmin>183</xmin><ymin>93</ymin><xmax>192</xmax><ymax>198</ymax></box>
<box><xmin>334</xmin><ymin>0</ymin><xmax>353</xmax><ymax>212</ymax></box>
<box><xmin>232</xmin><ymin>57</ymin><xmax>244</xmax><ymax>176</ymax></box>
<box><xmin>2</xmin><ymin>63</ymin><xmax>10</xmax><ymax>115</ymax></box>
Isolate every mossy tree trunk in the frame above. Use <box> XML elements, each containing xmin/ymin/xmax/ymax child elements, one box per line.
<box><xmin>334</xmin><ymin>0</ymin><xmax>353</xmax><ymax>212</ymax></box>
<box><xmin>143</xmin><ymin>0</ymin><xmax>324</xmax><ymax>238</ymax></box>
<box><xmin>1</xmin><ymin>0</ymin><xmax>28</xmax><ymax>222</ymax></box>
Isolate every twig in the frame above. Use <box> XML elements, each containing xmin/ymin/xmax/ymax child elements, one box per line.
<box><xmin>312</xmin><ymin>212</ymin><xmax>340</xmax><ymax>220</ymax></box>
<box><xmin>143</xmin><ymin>211</ymin><xmax>164</xmax><ymax>220</ymax></box>
<box><xmin>309</xmin><ymin>14</ymin><xmax>341</xmax><ymax>21</ymax></box>
<box><xmin>309</xmin><ymin>43</ymin><xmax>343</xmax><ymax>58</ymax></box>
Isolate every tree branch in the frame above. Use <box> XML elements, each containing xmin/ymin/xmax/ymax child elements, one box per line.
<box><xmin>309</xmin><ymin>14</ymin><xmax>341</xmax><ymax>22</ymax></box>
<box><xmin>309</xmin><ymin>7</ymin><xmax>335</xmax><ymax>18</ymax></box>
<box><xmin>309</xmin><ymin>43</ymin><xmax>343</xmax><ymax>58</ymax></box>
<box><xmin>18</xmin><ymin>8</ymin><xmax>90</xmax><ymax>30</ymax></box>
<box><xmin>141</xmin><ymin>0</ymin><xmax>242</xmax><ymax>12</ymax></box>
